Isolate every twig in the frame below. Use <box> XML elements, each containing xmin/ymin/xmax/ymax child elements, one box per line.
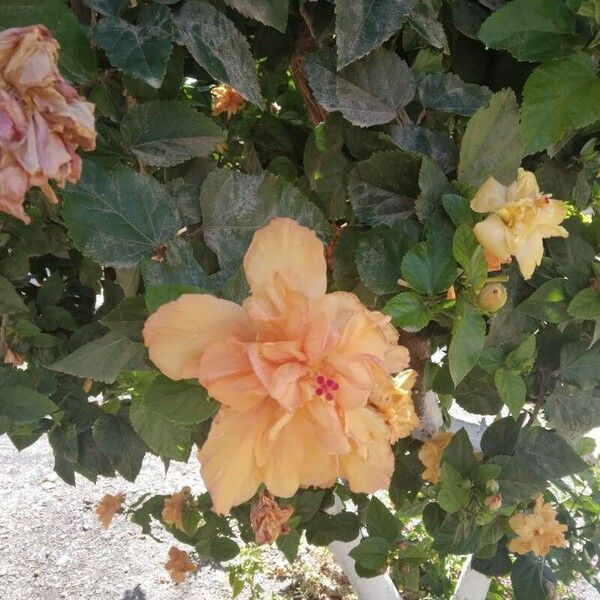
<box><xmin>0</xmin><ymin>314</ymin><xmax>9</xmax><ymax>360</ymax></box>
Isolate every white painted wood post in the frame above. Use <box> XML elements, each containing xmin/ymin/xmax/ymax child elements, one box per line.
<box><xmin>452</xmin><ymin>557</ymin><xmax>491</xmax><ymax>600</ymax></box>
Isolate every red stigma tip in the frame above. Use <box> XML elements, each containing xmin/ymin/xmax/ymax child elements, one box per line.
<box><xmin>325</xmin><ymin>393</ymin><xmax>333</xmax><ymax>401</ymax></box>
<box><xmin>316</xmin><ymin>388</ymin><xmax>324</xmax><ymax>396</ymax></box>
<box><xmin>316</xmin><ymin>375</ymin><xmax>325</xmax><ymax>384</ymax></box>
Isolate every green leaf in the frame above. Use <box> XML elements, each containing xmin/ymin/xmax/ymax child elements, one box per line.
<box><xmin>223</xmin><ymin>0</ymin><xmax>288</xmax><ymax>32</ymax></box>
<box><xmin>438</xmin><ymin>462</ymin><xmax>470</xmax><ymax>513</ymax></box>
<box><xmin>95</xmin><ymin>3</ymin><xmax>173</xmax><ymax>88</ymax></box>
<box><xmin>199</xmin><ymin>169</ymin><xmax>330</xmax><ymax>272</ymax></box>
<box><xmin>196</xmin><ymin>536</ymin><xmax>239</xmax><ymax>561</ymax></box>
<box><xmin>568</xmin><ymin>287</ymin><xmax>600</xmax><ymax>319</ymax></box>
<box><xmin>335</xmin><ymin>0</ymin><xmax>415</xmax><ymax>68</ymax></box>
<box><xmin>349</xmin><ymin>150</ymin><xmax>420</xmax><ymax>226</ymax></box>
<box><xmin>515</xmin><ymin>426</ymin><xmax>588</xmax><ymax>480</ymax></box>
<box><xmin>305</xmin><ymin>47</ymin><xmax>415</xmax><ymax>127</ymax></box>
<box><xmin>517</xmin><ymin>278</ymin><xmax>570</xmax><ymax>324</ymax></box>
<box><xmin>408</xmin><ymin>0</ymin><xmax>449</xmax><ymax>52</ymax></box>
<box><xmin>521</xmin><ymin>52</ymin><xmax>600</xmax><ymax>155</ymax></box>
<box><xmin>349</xmin><ymin>537</ymin><xmax>390</xmax><ymax>570</ymax></box>
<box><xmin>511</xmin><ymin>555</ymin><xmax>556</xmax><ymax>600</ymax></box>
<box><xmin>305</xmin><ymin>511</ymin><xmax>360</xmax><ymax>546</ymax></box>
<box><xmin>49</xmin><ymin>422</ymin><xmax>78</xmax><ymax>463</ymax></box>
<box><xmin>505</xmin><ymin>334</ymin><xmax>537</xmax><ymax>372</ymax></box>
<box><xmin>449</xmin><ymin>303</ymin><xmax>486</xmax><ymax>385</ymax></box>
<box><xmin>63</xmin><ymin>160</ymin><xmax>181</xmax><ymax>268</ymax></box>
<box><xmin>479</xmin><ymin>0</ymin><xmax>579</xmax><ymax>62</ymax></box>
<box><xmin>0</xmin><ymin>386</ymin><xmax>56</xmax><ymax>423</ymax></box>
<box><xmin>0</xmin><ymin>0</ymin><xmax>96</xmax><ymax>82</ymax></box>
<box><xmin>0</xmin><ymin>275</ymin><xmax>27</xmax><ymax>314</ymax></box>
<box><xmin>121</xmin><ymin>101</ymin><xmax>224</xmax><ymax>167</ymax></box>
<box><xmin>83</xmin><ymin>0</ymin><xmax>127</xmax><ymax>16</ymax></box>
<box><xmin>383</xmin><ymin>292</ymin><xmax>431</xmax><ymax>332</ymax></box>
<box><xmin>366</xmin><ymin>497</ymin><xmax>400</xmax><ymax>543</ymax></box>
<box><xmin>443</xmin><ymin>428</ymin><xmax>478</xmax><ymax>478</ymax></box>
<box><xmin>143</xmin><ymin>375</ymin><xmax>218</xmax><ymax>424</ymax></box>
<box><xmin>481</xmin><ymin>416</ymin><xmax>521</xmax><ymax>458</ymax></box>
<box><xmin>454</xmin><ymin>367</ymin><xmax>503</xmax><ymax>415</ymax></box>
<box><xmin>276</xmin><ymin>529</ymin><xmax>301</xmax><ymax>562</ymax></box>
<box><xmin>356</xmin><ymin>226</ymin><xmax>408</xmax><ymax>294</ymax></box>
<box><xmin>494</xmin><ymin>368</ymin><xmax>526</xmax><ymax>418</ymax></box>
<box><xmin>545</xmin><ymin>383</ymin><xmax>600</xmax><ymax>440</ymax></box>
<box><xmin>48</xmin><ymin>330</ymin><xmax>148</xmax><ymax>384</ymax></box>
<box><xmin>559</xmin><ymin>342</ymin><xmax>600</xmax><ymax>387</ymax></box>
<box><xmin>175</xmin><ymin>0</ymin><xmax>263</xmax><ymax>105</ymax></box>
<box><xmin>452</xmin><ymin>225</ymin><xmax>487</xmax><ymax>288</ymax></box>
<box><xmin>416</xmin><ymin>72</ymin><xmax>492</xmax><ymax>116</ymax></box>
<box><xmin>401</xmin><ymin>240</ymin><xmax>456</xmax><ymax>295</ymax></box>
<box><xmin>389</xmin><ymin>124</ymin><xmax>458</xmax><ymax>174</ymax></box>
<box><xmin>458</xmin><ymin>89</ymin><xmax>523</xmax><ymax>188</ymax></box>
<box><xmin>93</xmin><ymin>414</ymin><xmax>147</xmax><ymax>481</ymax></box>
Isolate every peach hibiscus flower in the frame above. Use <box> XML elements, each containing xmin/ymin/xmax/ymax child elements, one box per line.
<box><xmin>144</xmin><ymin>218</ymin><xmax>415</xmax><ymax>514</ymax></box>
<box><xmin>471</xmin><ymin>168</ymin><xmax>568</xmax><ymax>280</ymax></box>
<box><xmin>508</xmin><ymin>495</ymin><xmax>567</xmax><ymax>556</ymax></box>
<box><xmin>0</xmin><ymin>25</ymin><xmax>96</xmax><ymax>223</ymax></box>
<box><xmin>162</xmin><ymin>486</ymin><xmax>192</xmax><ymax>531</ymax></box>
<box><xmin>250</xmin><ymin>491</ymin><xmax>294</xmax><ymax>545</ymax></box>
<box><xmin>96</xmin><ymin>492</ymin><xmax>125</xmax><ymax>528</ymax></box>
<box><xmin>165</xmin><ymin>547</ymin><xmax>198</xmax><ymax>584</ymax></box>
<box><xmin>211</xmin><ymin>84</ymin><xmax>245</xmax><ymax>118</ymax></box>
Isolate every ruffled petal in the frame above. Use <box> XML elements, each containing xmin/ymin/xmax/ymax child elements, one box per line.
<box><xmin>473</xmin><ymin>213</ymin><xmax>513</xmax><ymax>262</ymax></box>
<box><xmin>470</xmin><ymin>177</ymin><xmax>508</xmax><ymax>213</ymax></box>
<box><xmin>198</xmin><ymin>403</ymin><xmax>272</xmax><ymax>514</ymax></box>
<box><xmin>513</xmin><ymin>235</ymin><xmax>544</xmax><ymax>280</ymax></box>
<box><xmin>506</xmin><ymin>168</ymin><xmax>539</xmax><ymax>203</ymax></box>
<box><xmin>243</xmin><ymin>218</ymin><xmax>327</xmax><ymax>299</ymax></box>
<box><xmin>143</xmin><ymin>294</ymin><xmax>252</xmax><ymax>381</ymax></box>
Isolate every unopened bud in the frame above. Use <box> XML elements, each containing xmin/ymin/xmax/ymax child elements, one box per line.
<box><xmin>446</xmin><ymin>286</ymin><xmax>456</xmax><ymax>300</ymax></box>
<box><xmin>478</xmin><ymin>283</ymin><xmax>507</xmax><ymax>312</ymax></box>
<box><xmin>485</xmin><ymin>479</ymin><xmax>499</xmax><ymax>494</ymax></box>
<box><xmin>484</xmin><ymin>493</ymin><xmax>502</xmax><ymax>511</ymax></box>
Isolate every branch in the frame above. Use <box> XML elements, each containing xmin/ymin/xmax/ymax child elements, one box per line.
<box><xmin>0</xmin><ymin>314</ymin><xmax>9</xmax><ymax>360</ymax></box>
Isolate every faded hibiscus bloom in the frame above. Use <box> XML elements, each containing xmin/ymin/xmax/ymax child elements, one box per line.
<box><xmin>471</xmin><ymin>168</ymin><xmax>568</xmax><ymax>280</ymax></box>
<box><xmin>211</xmin><ymin>84</ymin><xmax>245</xmax><ymax>118</ymax></box>
<box><xmin>162</xmin><ymin>486</ymin><xmax>192</xmax><ymax>531</ymax></box>
<box><xmin>144</xmin><ymin>218</ymin><xmax>414</xmax><ymax>514</ymax></box>
<box><xmin>418</xmin><ymin>431</ymin><xmax>453</xmax><ymax>484</ymax></box>
<box><xmin>0</xmin><ymin>25</ymin><xmax>96</xmax><ymax>223</ymax></box>
<box><xmin>165</xmin><ymin>547</ymin><xmax>198</xmax><ymax>584</ymax></box>
<box><xmin>508</xmin><ymin>495</ymin><xmax>567</xmax><ymax>556</ymax></box>
<box><xmin>250</xmin><ymin>491</ymin><xmax>294</xmax><ymax>545</ymax></box>
<box><xmin>96</xmin><ymin>493</ymin><xmax>125</xmax><ymax>528</ymax></box>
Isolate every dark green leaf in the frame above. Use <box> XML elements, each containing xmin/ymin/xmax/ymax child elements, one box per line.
<box><xmin>276</xmin><ymin>529</ymin><xmax>301</xmax><ymax>562</ymax></box>
<box><xmin>175</xmin><ymin>0</ymin><xmax>263</xmax><ymax>104</ymax></box>
<box><xmin>568</xmin><ymin>287</ymin><xmax>600</xmax><ymax>319</ymax></box>
<box><xmin>334</xmin><ymin>0</ymin><xmax>415</xmax><ymax>68</ymax></box>
<box><xmin>0</xmin><ymin>386</ymin><xmax>56</xmax><ymax>423</ymax></box>
<box><xmin>545</xmin><ymin>383</ymin><xmax>600</xmax><ymax>441</ymax></box>
<box><xmin>505</xmin><ymin>334</ymin><xmax>537</xmax><ymax>372</ymax></box>
<box><xmin>494</xmin><ymin>368</ymin><xmax>526</xmax><ymax>418</ymax></box>
<box><xmin>366</xmin><ymin>497</ymin><xmax>400</xmax><ymax>543</ymax></box>
<box><xmin>401</xmin><ymin>240</ymin><xmax>456</xmax><ymax>295</ymax></box>
<box><xmin>305</xmin><ymin>511</ymin><xmax>360</xmax><ymax>546</ymax></box>
<box><xmin>223</xmin><ymin>0</ymin><xmax>288</xmax><ymax>32</ymax></box>
<box><xmin>559</xmin><ymin>342</ymin><xmax>600</xmax><ymax>386</ymax></box>
<box><xmin>0</xmin><ymin>275</ymin><xmax>27</xmax><ymax>314</ymax></box>
<box><xmin>438</xmin><ymin>462</ymin><xmax>470</xmax><ymax>513</ymax></box>
<box><xmin>121</xmin><ymin>101</ymin><xmax>224</xmax><ymax>167</ymax></box>
<box><xmin>83</xmin><ymin>0</ymin><xmax>127</xmax><ymax>16</ymax></box>
<box><xmin>458</xmin><ymin>89</ymin><xmax>523</xmax><ymax>187</ymax></box>
<box><xmin>518</xmin><ymin>278</ymin><xmax>570</xmax><ymax>324</ymax></box>
<box><xmin>305</xmin><ymin>47</ymin><xmax>415</xmax><ymax>127</ymax></box>
<box><xmin>521</xmin><ymin>53</ymin><xmax>600</xmax><ymax>155</ymax></box>
<box><xmin>443</xmin><ymin>428</ymin><xmax>478</xmax><ymax>478</ymax></box>
<box><xmin>63</xmin><ymin>161</ymin><xmax>181</xmax><ymax>268</ymax></box>
<box><xmin>454</xmin><ymin>367</ymin><xmax>503</xmax><ymax>415</ymax></box>
<box><xmin>449</xmin><ymin>302</ymin><xmax>486</xmax><ymax>385</ymax></box>
<box><xmin>383</xmin><ymin>292</ymin><xmax>431</xmax><ymax>331</ymax></box>
<box><xmin>479</xmin><ymin>0</ymin><xmax>579</xmax><ymax>62</ymax></box>
<box><xmin>488</xmin><ymin>455</ymin><xmax>545</xmax><ymax>505</ymax></box>
<box><xmin>196</xmin><ymin>536</ymin><xmax>239</xmax><ymax>561</ymax></box>
<box><xmin>511</xmin><ymin>555</ymin><xmax>556</xmax><ymax>600</ymax></box>
<box><xmin>481</xmin><ymin>416</ymin><xmax>521</xmax><ymax>458</ymax></box>
<box><xmin>349</xmin><ymin>536</ymin><xmax>390</xmax><ymax>570</ymax></box>
<box><xmin>95</xmin><ymin>4</ymin><xmax>173</xmax><ymax>88</ymax></box>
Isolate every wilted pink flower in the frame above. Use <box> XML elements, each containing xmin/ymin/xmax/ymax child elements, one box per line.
<box><xmin>0</xmin><ymin>25</ymin><xmax>96</xmax><ymax>223</ymax></box>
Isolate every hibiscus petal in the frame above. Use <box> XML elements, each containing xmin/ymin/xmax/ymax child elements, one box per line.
<box><xmin>198</xmin><ymin>404</ymin><xmax>272</xmax><ymax>514</ymax></box>
<box><xmin>506</xmin><ymin>168</ymin><xmax>539</xmax><ymax>203</ymax></box>
<box><xmin>512</xmin><ymin>235</ymin><xmax>544</xmax><ymax>280</ymax></box>
<box><xmin>143</xmin><ymin>294</ymin><xmax>251</xmax><ymax>381</ymax></box>
<box><xmin>243</xmin><ymin>217</ymin><xmax>327</xmax><ymax>299</ymax></box>
<box><xmin>470</xmin><ymin>177</ymin><xmax>508</xmax><ymax>213</ymax></box>
<box><xmin>473</xmin><ymin>213</ymin><xmax>513</xmax><ymax>262</ymax></box>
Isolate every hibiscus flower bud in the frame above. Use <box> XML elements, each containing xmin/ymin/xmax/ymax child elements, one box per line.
<box><xmin>0</xmin><ymin>25</ymin><xmax>96</xmax><ymax>223</ymax></box>
<box><xmin>477</xmin><ymin>283</ymin><xmax>507</xmax><ymax>312</ymax></box>
<box><xmin>484</xmin><ymin>493</ymin><xmax>502</xmax><ymax>511</ymax></box>
<box><xmin>446</xmin><ymin>286</ymin><xmax>456</xmax><ymax>300</ymax></box>
<box><xmin>96</xmin><ymin>492</ymin><xmax>125</xmax><ymax>528</ymax></box>
<box><xmin>164</xmin><ymin>547</ymin><xmax>198</xmax><ymax>584</ymax></box>
<box><xmin>485</xmin><ymin>479</ymin><xmax>500</xmax><ymax>494</ymax></box>
<box><xmin>250</xmin><ymin>491</ymin><xmax>294</xmax><ymax>545</ymax></box>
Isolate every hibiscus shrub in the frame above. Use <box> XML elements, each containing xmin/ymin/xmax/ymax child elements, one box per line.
<box><xmin>1</xmin><ymin>0</ymin><xmax>599</xmax><ymax>598</ymax></box>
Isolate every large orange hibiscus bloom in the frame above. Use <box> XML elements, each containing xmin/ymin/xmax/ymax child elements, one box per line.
<box><xmin>144</xmin><ymin>218</ymin><xmax>416</xmax><ymax>514</ymax></box>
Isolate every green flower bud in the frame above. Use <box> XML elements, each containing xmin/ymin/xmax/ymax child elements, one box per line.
<box><xmin>478</xmin><ymin>283</ymin><xmax>507</xmax><ymax>312</ymax></box>
<box><xmin>486</xmin><ymin>479</ymin><xmax>499</xmax><ymax>494</ymax></box>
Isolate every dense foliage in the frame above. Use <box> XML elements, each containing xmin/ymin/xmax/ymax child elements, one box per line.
<box><xmin>1</xmin><ymin>0</ymin><xmax>599</xmax><ymax>598</ymax></box>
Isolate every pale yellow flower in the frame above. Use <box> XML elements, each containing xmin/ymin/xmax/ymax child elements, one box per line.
<box><xmin>211</xmin><ymin>84</ymin><xmax>245</xmax><ymax>118</ymax></box>
<box><xmin>471</xmin><ymin>168</ymin><xmax>568</xmax><ymax>279</ymax></box>
<box><xmin>96</xmin><ymin>493</ymin><xmax>124</xmax><ymax>528</ymax></box>
<box><xmin>508</xmin><ymin>495</ymin><xmax>567</xmax><ymax>556</ymax></box>
<box><xmin>418</xmin><ymin>431</ymin><xmax>453</xmax><ymax>484</ymax></box>
<box><xmin>250</xmin><ymin>492</ymin><xmax>294</xmax><ymax>545</ymax></box>
<box><xmin>165</xmin><ymin>547</ymin><xmax>197</xmax><ymax>584</ymax></box>
<box><xmin>162</xmin><ymin>486</ymin><xmax>192</xmax><ymax>531</ymax></box>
